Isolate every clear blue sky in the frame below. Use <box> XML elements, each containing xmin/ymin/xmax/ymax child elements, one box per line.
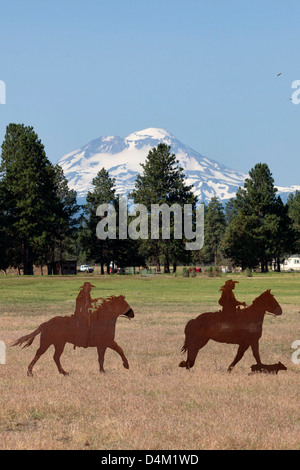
<box><xmin>1</xmin><ymin>0</ymin><xmax>300</xmax><ymax>187</ymax></box>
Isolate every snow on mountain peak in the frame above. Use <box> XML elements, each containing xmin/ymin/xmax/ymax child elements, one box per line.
<box><xmin>126</xmin><ymin>127</ymin><xmax>174</xmax><ymax>141</ymax></box>
<box><xmin>57</xmin><ymin>128</ymin><xmax>299</xmax><ymax>205</ymax></box>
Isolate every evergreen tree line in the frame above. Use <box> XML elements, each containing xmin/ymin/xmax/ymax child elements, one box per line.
<box><xmin>0</xmin><ymin>124</ymin><xmax>79</xmax><ymax>274</ymax></box>
<box><xmin>0</xmin><ymin>124</ymin><xmax>299</xmax><ymax>275</ymax></box>
<box><xmin>195</xmin><ymin>164</ymin><xmax>300</xmax><ymax>272</ymax></box>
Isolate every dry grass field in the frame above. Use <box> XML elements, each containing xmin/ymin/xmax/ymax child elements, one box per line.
<box><xmin>0</xmin><ymin>273</ymin><xmax>300</xmax><ymax>450</ymax></box>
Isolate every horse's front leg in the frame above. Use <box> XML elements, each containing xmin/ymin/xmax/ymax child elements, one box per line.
<box><xmin>228</xmin><ymin>343</ymin><xmax>249</xmax><ymax>372</ymax></box>
<box><xmin>110</xmin><ymin>341</ymin><xmax>129</xmax><ymax>369</ymax></box>
<box><xmin>53</xmin><ymin>343</ymin><xmax>68</xmax><ymax>376</ymax></box>
<box><xmin>97</xmin><ymin>346</ymin><xmax>107</xmax><ymax>373</ymax></box>
<box><xmin>250</xmin><ymin>339</ymin><xmax>262</xmax><ymax>366</ymax></box>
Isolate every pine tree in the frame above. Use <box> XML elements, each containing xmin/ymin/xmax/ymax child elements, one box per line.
<box><xmin>222</xmin><ymin>163</ymin><xmax>294</xmax><ymax>272</ymax></box>
<box><xmin>236</xmin><ymin>163</ymin><xmax>278</xmax><ymax>216</ymax></box>
<box><xmin>270</xmin><ymin>196</ymin><xmax>296</xmax><ymax>271</ymax></box>
<box><xmin>0</xmin><ymin>124</ymin><xmax>62</xmax><ymax>274</ymax></box>
<box><xmin>237</xmin><ymin>163</ymin><xmax>278</xmax><ymax>271</ymax></box>
<box><xmin>224</xmin><ymin>198</ymin><xmax>238</xmax><ymax>225</ymax></box>
<box><xmin>287</xmin><ymin>191</ymin><xmax>300</xmax><ymax>252</ymax></box>
<box><xmin>0</xmin><ymin>180</ymin><xmax>14</xmax><ymax>272</ymax></box>
<box><xmin>130</xmin><ymin>143</ymin><xmax>197</xmax><ymax>272</ymax></box>
<box><xmin>202</xmin><ymin>197</ymin><xmax>226</xmax><ymax>265</ymax></box>
<box><xmin>34</xmin><ymin>164</ymin><xmax>80</xmax><ymax>271</ymax></box>
<box><xmin>81</xmin><ymin>168</ymin><xmax>117</xmax><ymax>274</ymax></box>
<box><xmin>222</xmin><ymin>212</ymin><xmax>259</xmax><ymax>270</ymax></box>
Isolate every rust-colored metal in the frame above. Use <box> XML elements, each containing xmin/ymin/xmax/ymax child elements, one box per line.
<box><xmin>13</xmin><ymin>283</ymin><xmax>134</xmax><ymax>376</ymax></box>
<box><xmin>249</xmin><ymin>362</ymin><xmax>287</xmax><ymax>375</ymax></box>
<box><xmin>218</xmin><ymin>280</ymin><xmax>247</xmax><ymax>316</ymax></box>
<box><xmin>73</xmin><ymin>282</ymin><xmax>100</xmax><ymax>348</ymax></box>
<box><xmin>179</xmin><ymin>283</ymin><xmax>282</xmax><ymax>372</ymax></box>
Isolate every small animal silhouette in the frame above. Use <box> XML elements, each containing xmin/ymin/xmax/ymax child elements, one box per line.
<box><xmin>250</xmin><ymin>361</ymin><xmax>287</xmax><ymax>375</ymax></box>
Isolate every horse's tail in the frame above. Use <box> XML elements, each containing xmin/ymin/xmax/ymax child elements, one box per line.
<box><xmin>181</xmin><ymin>342</ymin><xmax>187</xmax><ymax>354</ymax></box>
<box><xmin>181</xmin><ymin>318</ymin><xmax>196</xmax><ymax>354</ymax></box>
<box><xmin>12</xmin><ymin>325</ymin><xmax>42</xmax><ymax>348</ymax></box>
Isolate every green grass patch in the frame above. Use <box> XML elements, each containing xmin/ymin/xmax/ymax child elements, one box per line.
<box><xmin>0</xmin><ymin>272</ymin><xmax>300</xmax><ymax>316</ymax></box>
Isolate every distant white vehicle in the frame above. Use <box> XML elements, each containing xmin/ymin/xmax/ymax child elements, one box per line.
<box><xmin>79</xmin><ymin>264</ymin><xmax>94</xmax><ymax>273</ymax></box>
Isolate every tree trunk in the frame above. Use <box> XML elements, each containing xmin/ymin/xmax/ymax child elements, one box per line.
<box><xmin>28</xmin><ymin>246</ymin><xmax>33</xmax><ymax>275</ymax></box>
<box><xmin>100</xmin><ymin>262</ymin><xmax>104</xmax><ymax>275</ymax></box>
<box><xmin>23</xmin><ymin>239</ymin><xmax>33</xmax><ymax>275</ymax></box>
<box><xmin>106</xmin><ymin>260</ymin><xmax>110</xmax><ymax>274</ymax></box>
<box><xmin>265</xmin><ymin>256</ymin><xmax>269</xmax><ymax>273</ymax></box>
<box><xmin>276</xmin><ymin>257</ymin><xmax>281</xmax><ymax>272</ymax></box>
<box><xmin>155</xmin><ymin>241</ymin><xmax>160</xmax><ymax>272</ymax></box>
<box><xmin>23</xmin><ymin>239</ymin><xmax>27</xmax><ymax>274</ymax></box>
<box><xmin>261</xmin><ymin>256</ymin><xmax>269</xmax><ymax>273</ymax></box>
<box><xmin>164</xmin><ymin>250</ymin><xmax>170</xmax><ymax>273</ymax></box>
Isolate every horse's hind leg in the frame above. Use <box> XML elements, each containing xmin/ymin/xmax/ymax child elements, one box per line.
<box><xmin>27</xmin><ymin>338</ymin><xmax>51</xmax><ymax>377</ymax></box>
<box><xmin>110</xmin><ymin>341</ymin><xmax>129</xmax><ymax>369</ymax></box>
<box><xmin>53</xmin><ymin>343</ymin><xmax>68</xmax><ymax>376</ymax></box>
<box><xmin>228</xmin><ymin>343</ymin><xmax>249</xmax><ymax>372</ymax></box>
<box><xmin>179</xmin><ymin>338</ymin><xmax>209</xmax><ymax>370</ymax></box>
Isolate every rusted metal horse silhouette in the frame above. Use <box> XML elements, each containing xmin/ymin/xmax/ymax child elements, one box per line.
<box><xmin>13</xmin><ymin>295</ymin><xmax>134</xmax><ymax>376</ymax></box>
<box><xmin>179</xmin><ymin>290</ymin><xmax>282</xmax><ymax>372</ymax></box>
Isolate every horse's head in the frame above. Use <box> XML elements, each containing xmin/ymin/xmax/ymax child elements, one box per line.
<box><xmin>104</xmin><ymin>295</ymin><xmax>135</xmax><ymax>319</ymax></box>
<box><xmin>260</xmin><ymin>290</ymin><xmax>282</xmax><ymax>316</ymax></box>
<box><xmin>118</xmin><ymin>295</ymin><xmax>135</xmax><ymax>319</ymax></box>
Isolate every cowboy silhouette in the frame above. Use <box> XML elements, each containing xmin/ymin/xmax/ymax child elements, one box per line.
<box><xmin>219</xmin><ymin>280</ymin><xmax>246</xmax><ymax>317</ymax></box>
<box><xmin>74</xmin><ymin>282</ymin><xmax>99</xmax><ymax>347</ymax></box>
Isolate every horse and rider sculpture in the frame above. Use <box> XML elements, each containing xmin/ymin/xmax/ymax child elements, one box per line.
<box><xmin>13</xmin><ymin>279</ymin><xmax>284</xmax><ymax>376</ymax></box>
<box><xmin>13</xmin><ymin>282</ymin><xmax>134</xmax><ymax>376</ymax></box>
<box><xmin>179</xmin><ymin>279</ymin><xmax>283</xmax><ymax>372</ymax></box>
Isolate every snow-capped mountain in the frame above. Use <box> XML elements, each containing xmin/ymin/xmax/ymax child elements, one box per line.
<box><xmin>57</xmin><ymin>128</ymin><xmax>299</xmax><ymax>204</ymax></box>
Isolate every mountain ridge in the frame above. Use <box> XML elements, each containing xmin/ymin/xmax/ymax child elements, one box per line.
<box><xmin>57</xmin><ymin>127</ymin><xmax>300</xmax><ymax>204</ymax></box>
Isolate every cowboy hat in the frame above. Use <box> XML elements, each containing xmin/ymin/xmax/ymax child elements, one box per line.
<box><xmin>219</xmin><ymin>279</ymin><xmax>239</xmax><ymax>291</ymax></box>
<box><xmin>80</xmin><ymin>282</ymin><xmax>96</xmax><ymax>288</ymax></box>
